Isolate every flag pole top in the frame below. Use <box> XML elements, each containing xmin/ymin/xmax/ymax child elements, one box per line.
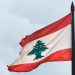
<box><xmin>71</xmin><ymin>1</ymin><xmax>74</xmax><ymax>11</ymax></box>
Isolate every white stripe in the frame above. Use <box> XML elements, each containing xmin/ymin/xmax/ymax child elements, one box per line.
<box><xmin>11</xmin><ymin>25</ymin><xmax>71</xmax><ymax>65</ymax></box>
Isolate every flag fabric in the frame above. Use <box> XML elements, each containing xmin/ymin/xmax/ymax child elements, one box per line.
<box><xmin>8</xmin><ymin>13</ymin><xmax>72</xmax><ymax>72</ymax></box>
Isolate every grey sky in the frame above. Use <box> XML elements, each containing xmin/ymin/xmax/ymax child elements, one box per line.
<box><xmin>0</xmin><ymin>0</ymin><xmax>74</xmax><ymax>75</ymax></box>
<box><xmin>12</xmin><ymin>0</ymin><xmax>74</xmax><ymax>24</ymax></box>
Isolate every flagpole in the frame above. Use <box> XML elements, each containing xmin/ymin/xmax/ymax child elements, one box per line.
<box><xmin>71</xmin><ymin>2</ymin><xmax>75</xmax><ymax>75</ymax></box>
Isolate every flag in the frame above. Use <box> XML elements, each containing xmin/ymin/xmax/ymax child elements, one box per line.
<box><xmin>8</xmin><ymin>13</ymin><xmax>72</xmax><ymax>72</ymax></box>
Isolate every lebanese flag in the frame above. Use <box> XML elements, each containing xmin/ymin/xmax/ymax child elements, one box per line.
<box><xmin>8</xmin><ymin>13</ymin><xmax>72</xmax><ymax>72</ymax></box>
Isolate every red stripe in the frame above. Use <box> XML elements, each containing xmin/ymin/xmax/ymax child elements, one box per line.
<box><xmin>20</xmin><ymin>13</ymin><xmax>71</xmax><ymax>47</ymax></box>
<box><xmin>8</xmin><ymin>48</ymin><xmax>72</xmax><ymax>72</ymax></box>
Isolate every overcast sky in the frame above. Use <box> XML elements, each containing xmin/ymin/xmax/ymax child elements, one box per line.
<box><xmin>0</xmin><ymin>0</ymin><xmax>74</xmax><ymax>75</ymax></box>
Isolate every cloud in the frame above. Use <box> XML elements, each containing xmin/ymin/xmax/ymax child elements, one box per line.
<box><xmin>0</xmin><ymin>0</ymin><xmax>43</xmax><ymax>74</ymax></box>
<box><xmin>0</xmin><ymin>0</ymin><xmax>44</xmax><ymax>47</ymax></box>
<box><xmin>11</xmin><ymin>0</ymin><xmax>74</xmax><ymax>24</ymax></box>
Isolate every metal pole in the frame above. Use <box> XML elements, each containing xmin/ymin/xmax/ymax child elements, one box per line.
<box><xmin>71</xmin><ymin>2</ymin><xmax>75</xmax><ymax>75</ymax></box>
